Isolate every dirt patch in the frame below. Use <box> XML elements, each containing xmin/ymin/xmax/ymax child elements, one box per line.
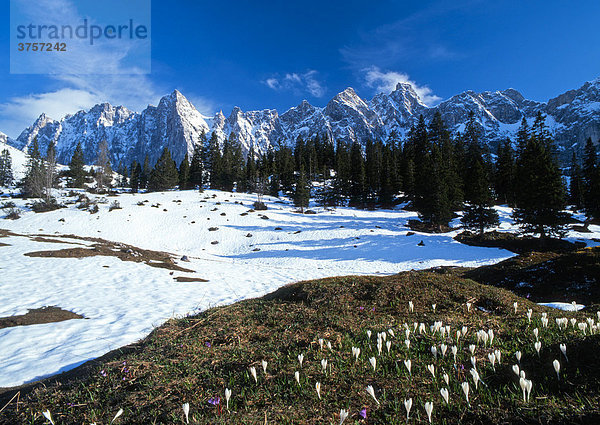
<box><xmin>0</xmin><ymin>242</ymin><xmax>10</xmax><ymax>247</ymax></box>
<box><xmin>1</xmin><ymin>229</ymin><xmax>196</xmax><ymax>273</ymax></box>
<box><xmin>24</xmin><ymin>241</ymin><xmax>194</xmax><ymax>273</ymax></box>
<box><xmin>31</xmin><ymin>236</ymin><xmax>84</xmax><ymax>245</ymax></box>
<box><xmin>0</xmin><ymin>307</ymin><xmax>83</xmax><ymax>329</ymax></box>
<box><xmin>174</xmin><ymin>276</ymin><xmax>209</xmax><ymax>283</ymax></box>
<box><xmin>0</xmin><ymin>229</ymin><xmax>18</xmax><ymax>238</ymax></box>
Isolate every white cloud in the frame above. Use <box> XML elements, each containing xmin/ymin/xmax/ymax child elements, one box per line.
<box><xmin>264</xmin><ymin>70</ymin><xmax>326</xmax><ymax>98</ymax></box>
<box><xmin>265</xmin><ymin>78</ymin><xmax>280</xmax><ymax>90</ymax></box>
<box><xmin>0</xmin><ymin>88</ymin><xmax>101</xmax><ymax>137</ymax></box>
<box><xmin>364</xmin><ymin>67</ymin><xmax>441</xmax><ymax>106</ymax></box>
<box><xmin>0</xmin><ymin>0</ymin><xmax>207</xmax><ymax>138</ymax></box>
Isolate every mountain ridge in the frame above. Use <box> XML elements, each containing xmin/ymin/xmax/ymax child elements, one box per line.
<box><xmin>6</xmin><ymin>77</ymin><xmax>600</xmax><ymax>167</ymax></box>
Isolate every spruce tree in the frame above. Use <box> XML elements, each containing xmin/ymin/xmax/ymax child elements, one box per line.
<box><xmin>140</xmin><ymin>154</ymin><xmax>150</xmax><ymax>190</ymax></box>
<box><xmin>334</xmin><ymin>141</ymin><xmax>351</xmax><ymax>201</ymax></box>
<box><xmin>461</xmin><ymin>154</ymin><xmax>499</xmax><ymax>234</ymax></box>
<box><xmin>95</xmin><ymin>140</ymin><xmax>112</xmax><ymax>190</ymax></box>
<box><xmin>583</xmin><ymin>137</ymin><xmax>600</xmax><ymax>219</ymax></box>
<box><xmin>23</xmin><ymin>137</ymin><xmax>44</xmax><ymax>197</ymax></box>
<box><xmin>378</xmin><ymin>148</ymin><xmax>395</xmax><ymax>207</ymax></box>
<box><xmin>148</xmin><ymin>148</ymin><xmax>179</xmax><ymax>191</ymax></box>
<box><xmin>348</xmin><ymin>142</ymin><xmax>365</xmax><ymax>207</ymax></box>
<box><xmin>43</xmin><ymin>142</ymin><xmax>57</xmax><ymax>202</ymax></box>
<box><xmin>513</xmin><ymin>113</ymin><xmax>569</xmax><ymax>238</ymax></box>
<box><xmin>430</xmin><ymin>111</ymin><xmax>463</xmax><ymax>209</ymax></box>
<box><xmin>245</xmin><ymin>146</ymin><xmax>258</xmax><ymax>193</ymax></box>
<box><xmin>293</xmin><ymin>165</ymin><xmax>310</xmax><ymax>212</ymax></box>
<box><xmin>207</xmin><ymin>133</ymin><xmax>223</xmax><ymax>189</ymax></box>
<box><xmin>0</xmin><ymin>149</ymin><xmax>13</xmax><ymax>187</ymax></box>
<box><xmin>129</xmin><ymin>161</ymin><xmax>140</xmax><ymax>193</ymax></box>
<box><xmin>178</xmin><ymin>153</ymin><xmax>190</xmax><ymax>190</ymax></box>
<box><xmin>494</xmin><ymin>139</ymin><xmax>516</xmax><ymax>205</ymax></box>
<box><xmin>276</xmin><ymin>146</ymin><xmax>295</xmax><ymax>194</ymax></box>
<box><xmin>569</xmin><ymin>151</ymin><xmax>585</xmax><ymax>212</ymax></box>
<box><xmin>68</xmin><ymin>142</ymin><xmax>86</xmax><ymax>186</ymax></box>
<box><xmin>416</xmin><ymin>145</ymin><xmax>453</xmax><ymax>229</ymax></box>
<box><xmin>116</xmin><ymin>160</ymin><xmax>128</xmax><ymax>187</ymax></box>
<box><xmin>189</xmin><ymin>142</ymin><xmax>204</xmax><ymax>190</ymax></box>
<box><xmin>365</xmin><ymin>139</ymin><xmax>382</xmax><ymax>205</ymax></box>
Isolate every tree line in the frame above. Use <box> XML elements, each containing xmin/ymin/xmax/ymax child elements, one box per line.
<box><xmin>6</xmin><ymin>111</ymin><xmax>600</xmax><ymax>238</ymax></box>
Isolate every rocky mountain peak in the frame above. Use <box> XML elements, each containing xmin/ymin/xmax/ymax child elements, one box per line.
<box><xmin>5</xmin><ymin>76</ymin><xmax>600</xmax><ymax>167</ymax></box>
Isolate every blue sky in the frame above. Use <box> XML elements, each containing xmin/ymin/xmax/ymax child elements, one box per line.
<box><xmin>1</xmin><ymin>0</ymin><xmax>599</xmax><ymax>137</ymax></box>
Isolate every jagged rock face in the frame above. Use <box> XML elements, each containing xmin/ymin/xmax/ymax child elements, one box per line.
<box><xmin>370</xmin><ymin>83</ymin><xmax>427</xmax><ymax>139</ymax></box>
<box><xmin>322</xmin><ymin>88</ymin><xmax>383</xmax><ymax>142</ymax></box>
<box><xmin>545</xmin><ymin>79</ymin><xmax>600</xmax><ymax>151</ymax></box>
<box><xmin>210</xmin><ymin>107</ymin><xmax>282</xmax><ymax>156</ymax></box>
<box><xmin>8</xmin><ymin>77</ymin><xmax>600</xmax><ymax>166</ymax></box>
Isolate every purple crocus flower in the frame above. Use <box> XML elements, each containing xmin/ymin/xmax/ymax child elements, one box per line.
<box><xmin>359</xmin><ymin>408</ymin><xmax>367</xmax><ymax>419</ymax></box>
<box><xmin>208</xmin><ymin>397</ymin><xmax>221</xmax><ymax>406</ymax></box>
<box><xmin>205</xmin><ymin>341</ymin><xmax>212</xmax><ymax>348</ymax></box>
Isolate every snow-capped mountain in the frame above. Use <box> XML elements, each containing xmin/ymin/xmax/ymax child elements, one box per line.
<box><xmin>8</xmin><ymin>77</ymin><xmax>600</xmax><ymax>167</ymax></box>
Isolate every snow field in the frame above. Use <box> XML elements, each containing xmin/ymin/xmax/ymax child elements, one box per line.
<box><xmin>0</xmin><ymin>189</ymin><xmax>598</xmax><ymax>387</ymax></box>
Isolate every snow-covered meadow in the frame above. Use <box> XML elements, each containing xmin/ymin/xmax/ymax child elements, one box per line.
<box><xmin>0</xmin><ymin>189</ymin><xmax>598</xmax><ymax>388</ymax></box>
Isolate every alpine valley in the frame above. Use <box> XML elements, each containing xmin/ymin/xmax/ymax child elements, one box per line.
<box><xmin>4</xmin><ymin>77</ymin><xmax>600</xmax><ymax>166</ymax></box>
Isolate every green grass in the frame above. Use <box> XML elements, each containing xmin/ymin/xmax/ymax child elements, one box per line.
<box><xmin>1</xmin><ymin>270</ymin><xmax>600</xmax><ymax>424</ymax></box>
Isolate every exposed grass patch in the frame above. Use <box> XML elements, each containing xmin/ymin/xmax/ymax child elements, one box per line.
<box><xmin>1</xmin><ymin>269</ymin><xmax>599</xmax><ymax>424</ymax></box>
<box><xmin>463</xmin><ymin>247</ymin><xmax>600</xmax><ymax>305</ymax></box>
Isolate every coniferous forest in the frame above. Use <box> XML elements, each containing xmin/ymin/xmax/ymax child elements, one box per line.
<box><xmin>44</xmin><ymin>110</ymin><xmax>594</xmax><ymax>237</ymax></box>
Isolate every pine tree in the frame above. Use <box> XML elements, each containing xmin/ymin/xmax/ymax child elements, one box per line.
<box><xmin>513</xmin><ymin>113</ymin><xmax>569</xmax><ymax>238</ymax></box>
<box><xmin>333</xmin><ymin>140</ymin><xmax>350</xmax><ymax>201</ymax></box>
<box><xmin>293</xmin><ymin>165</ymin><xmax>310</xmax><ymax>212</ymax></box>
<box><xmin>494</xmin><ymin>139</ymin><xmax>516</xmax><ymax>205</ymax></box>
<box><xmin>276</xmin><ymin>146</ymin><xmax>295</xmax><ymax>194</ymax></box>
<box><xmin>207</xmin><ymin>132</ymin><xmax>223</xmax><ymax>189</ymax></box>
<box><xmin>189</xmin><ymin>141</ymin><xmax>204</xmax><ymax>190</ymax></box>
<box><xmin>148</xmin><ymin>148</ymin><xmax>179</xmax><ymax>192</ymax></box>
<box><xmin>219</xmin><ymin>134</ymin><xmax>243</xmax><ymax>192</ymax></box>
<box><xmin>583</xmin><ymin>137</ymin><xmax>600</xmax><ymax>219</ymax></box>
<box><xmin>365</xmin><ymin>139</ymin><xmax>382</xmax><ymax>205</ymax></box>
<box><xmin>0</xmin><ymin>149</ymin><xmax>13</xmax><ymax>187</ymax></box>
<box><xmin>515</xmin><ymin>117</ymin><xmax>529</xmax><ymax>155</ymax></box>
<box><xmin>461</xmin><ymin>154</ymin><xmax>499</xmax><ymax>234</ymax></box>
<box><xmin>22</xmin><ymin>137</ymin><xmax>44</xmax><ymax>197</ymax></box>
<box><xmin>245</xmin><ymin>146</ymin><xmax>258</xmax><ymax>193</ymax></box>
<box><xmin>129</xmin><ymin>161</ymin><xmax>140</xmax><ymax>193</ymax></box>
<box><xmin>95</xmin><ymin>140</ymin><xmax>112</xmax><ymax>191</ymax></box>
<box><xmin>463</xmin><ymin>111</ymin><xmax>484</xmax><ymax>202</ymax></box>
<box><xmin>68</xmin><ymin>142</ymin><xmax>86</xmax><ymax>188</ymax></box>
<box><xmin>178</xmin><ymin>153</ymin><xmax>190</xmax><ymax>190</ymax></box>
<box><xmin>416</xmin><ymin>145</ymin><xmax>453</xmax><ymax>229</ymax></box>
<box><xmin>140</xmin><ymin>154</ymin><xmax>150</xmax><ymax>190</ymax></box>
<box><xmin>348</xmin><ymin>142</ymin><xmax>365</xmax><ymax>207</ymax></box>
<box><xmin>378</xmin><ymin>148</ymin><xmax>395</xmax><ymax>207</ymax></box>
<box><xmin>116</xmin><ymin>160</ymin><xmax>128</xmax><ymax>187</ymax></box>
<box><xmin>569</xmin><ymin>151</ymin><xmax>585</xmax><ymax>212</ymax></box>
<box><xmin>43</xmin><ymin>142</ymin><xmax>57</xmax><ymax>202</ymax></box>
<box><xmin>430</xmin><ymin>111</ymin><xmax>463</xmax><ymax>209</ymax></box>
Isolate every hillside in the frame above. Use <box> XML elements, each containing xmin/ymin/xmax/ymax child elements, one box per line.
<box><xmin>463</xmin><ymin>247</ymin><xmax>600</xmax><ymax>305</ymax></box>
<box><xmin>1</xmin><ymin>267</ymin><xmax>599</xmax><ymax>424</ymax></box>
